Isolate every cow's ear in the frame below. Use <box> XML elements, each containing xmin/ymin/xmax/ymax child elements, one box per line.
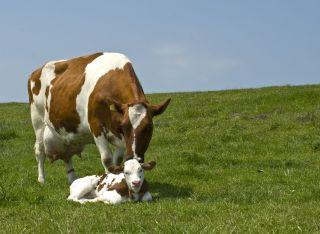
<box><xmin>141</xmin><ymin>161</ymin><xmax>156</xmax><ymax>171</ymax></box>
<box><xmin>108</xmin><ymin>165</ymin><xmax>124</xmax><ymax>174</ymax></box>
<box><xmin>106</xmin><ymin>98</ymin><xmax>126</xmax><ymax>115</ymax></box>
<box><xmin>149</xmin><ymin>98</ymin><xmax>171</xmax><ymax>116</ymax></box>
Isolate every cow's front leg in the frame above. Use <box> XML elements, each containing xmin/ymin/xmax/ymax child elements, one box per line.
<box><xmin>113</xmin><ymin>147</ymin><xmax>125</xmax><ymax>166</ymax></box>
<box><xmin>94</xmin><ymin>135</ymin><xmax>113</xmax><ymax>172</ymax></box>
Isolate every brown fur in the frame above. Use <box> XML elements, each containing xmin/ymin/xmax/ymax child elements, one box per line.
<box><xmin>138</xmin><ymin>180</ymin><xmax>149</xmax><ymax>197</ymax></box>
<box><xmin>28</xmin><ymin>68</ymin><xmax>42</xmax><ymax>104</ymax></box>
<box><xmin>45</xmin><ymin>86</ymin><xmax>49</xmax><ymax>112</ymax></box>
<box><xmin>108</xmin><ymin>179</ymin><xmax>130</xmax><ymax>197</ymax></box>
<box><xmin>29</xmin><ymin>52</ymin><xmax>170</xmax><ymax>166</ymax></box>
<box><xmin>97</xmin><ymin>182</ymin><xmax>106</xmax><ymax>192</ymax></box>
<box><xmin>99</xmin><ymin>173</ymin><xmax>108</xmax><ymax>183</ymax></box>
<box><xmin>107</xmin><ymin>165</ymin><xmax>124</xmax><ymax>175</ymax></box>
<box><xmin>88</xmin><ymin>63</ymin><xmax>146</xmax><ymax>138</ymax></box>
<box><xmin>108</xmin><ymin>178</ymin><xmax>149</xmax><ymax>200</ymax></box>
<box><xmin>48</xmin><ymin>53</ymin><xmax>103</xmax><ymax>133</ymax></box>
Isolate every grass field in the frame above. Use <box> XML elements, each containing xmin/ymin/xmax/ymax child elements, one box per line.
<box><xmin>1</xmin><ymin>84</ymin><xmax>320</xmax><ymax>233</ymax></box>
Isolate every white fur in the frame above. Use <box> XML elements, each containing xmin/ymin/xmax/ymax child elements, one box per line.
<box><xmin>30</xmin><ymin>61</ymin><xmax>59</xmax><ymax>183</ymax></box>
<box><xmin>68</xmin><ymin>159</ymin><xmax>152</xmax><ymax>204</ymax></box>
<box><xmin>68</xmin><ymin>175</ymin><xmax>100</xmax><ymax>201</ymax></box>
<box><xmin>123</xmin><ymin>159</ymin><xmax>144</xmax><ymax>193</ymax></box>
<box><xmin>94</xmin><ymin>135</ymin><xmax>113</xmax><ymax>172</ymax></box>
<box><xmin>128</xmin><ymin>104</ymin><xmax>147</xmax><ymax>158</ymax></box>
<box><xmin>128</xmin><ymin>104</ymin><xmax>147</xmax><ymax>130</ymax></box>
<box><xmin>30</xmin><ymin>54</ymin><xmax>131</xmax><ymax>183</ymax></box>
<box><xmin>77</xmin><ymin>53</ymin><xmax>130</xmax><ymax>134</ymax></box>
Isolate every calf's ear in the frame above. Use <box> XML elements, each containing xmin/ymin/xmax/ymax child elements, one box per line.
<box><xmin>108</xmin><ymin>165</ymin><xmax>124</xmax><ymax>174</ymax></box>
<box><xmin>141</xmin><ymin>161</ymin><xmax>156</xmax><ymax>171</ymax></box>
<box><xmin>149</xmin><ymin>98</ymin><xmax>171</xmax><ymax>116</ymax></box>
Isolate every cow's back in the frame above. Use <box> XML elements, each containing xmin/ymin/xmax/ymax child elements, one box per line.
<box><xmin>28</xmin><ymin>52</ymin><xmax>145</xmax><ymax>137</ymax></box>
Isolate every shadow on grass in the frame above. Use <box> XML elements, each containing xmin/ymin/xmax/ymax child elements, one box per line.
<box><xmin>149</xmin><ymin>181</ymin><xmax>192</xmax><ymax>199</ymax></box>
<box><xmin>0</xmin><ymin>122</ymin><xmax>18</xmax><ymax>141</ymax></box>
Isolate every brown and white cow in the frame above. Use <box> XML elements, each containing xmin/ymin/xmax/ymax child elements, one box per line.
<box><xmin>28</xmin><ymin>52</ymin><xmax>170</xmax><ymax>184</ymax></box>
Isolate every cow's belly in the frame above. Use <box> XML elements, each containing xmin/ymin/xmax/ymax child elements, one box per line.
<box><xmin>43</xmin><ymin>125</ymin><xmax>90</xmax><ymax>162</ymax></box>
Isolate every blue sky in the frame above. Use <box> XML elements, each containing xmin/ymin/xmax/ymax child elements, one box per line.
<box><xmin>0</xmin><ymin>0</ymin><xmax>319</xmax><ymax>102</ymax></box>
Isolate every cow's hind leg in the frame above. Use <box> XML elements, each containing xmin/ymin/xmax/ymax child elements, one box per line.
<box><xmin>30</xmin><ymin>104</ymin><xmax>46</xmax><ymax>183</ymax></box>
<box><xmin>65</xmin><ymin>159</ymin><xmax>77</xmax><ymax>184</ymax></box>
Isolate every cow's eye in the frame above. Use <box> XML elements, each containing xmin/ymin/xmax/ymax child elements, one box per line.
<box><xmin>124</xmin><ymin>172</ymin><xmax>130</xmax><ymax>175</ymax></box>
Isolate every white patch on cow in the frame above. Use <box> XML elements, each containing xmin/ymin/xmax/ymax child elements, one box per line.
<box><xmin>124</xmin><ymin>159</ymin><xmax>144</xmax><ymax>193</ymax></box>
<box><xmin>76</xmin><ymin>53</ymin><xmax>131</xmax><ymax>133</ymax></box>
<box><xmin>30</xmin><ymin>60</ymin><xmax>64</xmax><ymax>184</ymax></box>
<box><xmin>97</xmin><ymin>172</ymin><xmax>125</xmax><ymax>192</ymax></box>
<box><xmin>38</xmin><ymin>60</ymin><xmax>66</xmax><ymax>126</ymax></box>
<box><xmin>30</xmin><ymin>80</ymin><xmax>36</xmax><ymax>91</ymax></box>
<box><xmin>94</xmin><ymin>135</ymin><xmax>114</xmax><ymax>171</ymax></box>
<box><xmin>31</xmin><ymin>102</ymin><xmax>46</xmax><ymax>183</ymax></box>
<box><xmin>128</xmin><ymin>104</ymin><xmax>147</xmax><ymax>157</ymax></box>
<box><xmin>128</xmin><ymin>104</ymin><xmax>147</xmax><ymax>129</ymax></box>
<box><xmin>99</xmin><ymin>190</ymin><xmax>125</xmax><ymax>204</ymax></box>
<box><xmin>68</xmin><ymin>175</ymin><xmax>100</xmax><ymax>200</ymax></box>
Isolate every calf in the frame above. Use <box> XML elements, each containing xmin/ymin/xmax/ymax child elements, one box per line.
<box><xmin>67</xmin><ymin>159</ymin><xmax>156</xmax><ymax>204</ymax></box>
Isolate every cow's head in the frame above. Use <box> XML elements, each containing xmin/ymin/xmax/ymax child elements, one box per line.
<box><xmin>108</xmin><ymin>159</ymin><xmax>156</xmax><ymax>193</ymax></box>
<box><xmin>110</xmin><ymin>98</ymin><xmax>170</xmax><ymax>162</ymax></box>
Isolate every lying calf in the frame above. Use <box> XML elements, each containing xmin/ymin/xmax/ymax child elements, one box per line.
<box><xmin>68</xmin><ymin>159</ymin><xmax>156</xmax><ymax>204</ymax></box>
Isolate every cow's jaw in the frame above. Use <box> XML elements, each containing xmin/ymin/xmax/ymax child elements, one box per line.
<box><xmin>128</xmin><ymin>104</ymin><xmax>147</xmax><ymax>160</ymax></box>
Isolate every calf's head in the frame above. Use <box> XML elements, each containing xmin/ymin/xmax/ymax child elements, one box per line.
<box><xmin>109</xmin><ymin>159</ymin><xmax>156</xmax><ymax>193</ymax></box>
<box><xmin>111</xmin><ymin>98</ymin><xmax>170</xmax><ymax>162</ymax></box>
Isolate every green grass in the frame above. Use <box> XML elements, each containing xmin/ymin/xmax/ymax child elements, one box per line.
<box><xmin>1</xmin><ymin>84</ymin><xmax>320</xmax><ymax>233</ymax></box>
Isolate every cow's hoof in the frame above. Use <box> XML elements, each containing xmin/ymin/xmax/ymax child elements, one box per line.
<box><xmin>38</xmin><ymin>177</ymin><xmax>45</xmax><ymax>184</ymax></box>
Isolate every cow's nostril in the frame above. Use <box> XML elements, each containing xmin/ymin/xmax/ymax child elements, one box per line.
<box><xmin>132</xmin><ymin>180</ymin><xmax>141</xmax><ymax>186</ymax></box>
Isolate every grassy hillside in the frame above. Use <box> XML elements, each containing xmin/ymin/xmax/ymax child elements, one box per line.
<box><xmin>1</xmin><ymin>84</ymin><xmax>320</xmax><ymax>233</ymax></box>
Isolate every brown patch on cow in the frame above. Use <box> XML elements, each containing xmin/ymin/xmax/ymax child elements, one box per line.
<box><xmin>132</xmin><ymin>118</ymin><xmax>153</xmax><ymax>161</ymax></box>
<box><xmin>45</xmin><ymin>86</ymin><xmax>49</xmax><ymax>111</ymax></box>
<box><xmin>88</xmin><ymin>63</ymin><xmax>147</xmax><ymax>138</ymax></box>
<box><xmin>97</xmin><ymin>182</ymin><xmax>106</xmax><ymax>192</ymax></box>
<box><xmin>28</xmin><ymin>68</ymin><xmax>42</xmax><ymax>104</ymax></box>
<box><xmin>95</xmin><ymin>173</ymin><xmax>107</xmax><ymax>191</ymax></box>
<box><xmin>108</xmin><ymin>179</ymin><xmax>130</xmax><ymax>197</ymax></box>
<box><xmin>108</xmin><ymin>165</ymin><xmax>123</xmax><ymax>174</ymax></box>
<box><xmin>99</xmin><ymin>173</ymin><xmax>107</xmax><ymax>183</ymax></box>
<box><xmin>54</xmin><ymin>62</ymin><xmax>68</xmax><ymax>75</ymax></box>
<box><xmin>48</xmin><ymin>52</ymin><xmax>103</xmax><ymax>133</ymax></box>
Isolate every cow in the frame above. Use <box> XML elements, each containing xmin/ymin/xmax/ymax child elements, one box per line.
<box><xmin>28</xmin><ymin>52</ymin><xmax>170</xmax><ymax>184</ymax></box>
<box><xmin>67</xmin><ymin>159</ymin><xmax>156</xmax><ymax>204</ymax></box>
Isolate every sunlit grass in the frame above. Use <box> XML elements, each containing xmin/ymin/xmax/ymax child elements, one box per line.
<box><xmin>1</xmin><ymin>84</ymin><xmax>320</xmax><ymax>233</ymax></box>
